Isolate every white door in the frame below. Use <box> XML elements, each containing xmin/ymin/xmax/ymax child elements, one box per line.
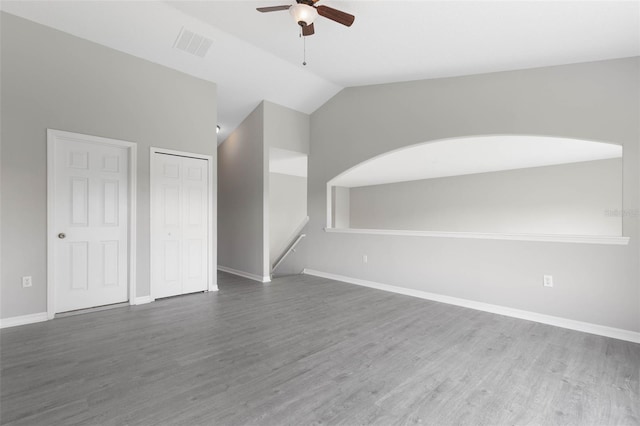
<box><xmin>52</xmin><ymin>136</ymin><xmax>129</xmax><ymax>313</ymax></box>
<box><xmin>152</xmin><ymin>153</ymin><xmax>208</xmax><ymax>298</ymax></box>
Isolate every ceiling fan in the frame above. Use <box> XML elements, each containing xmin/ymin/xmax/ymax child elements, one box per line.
<box><xmin>257</xmin><ymin>0</ymin><xmax>355</xmax><ymax>36</ymax></box>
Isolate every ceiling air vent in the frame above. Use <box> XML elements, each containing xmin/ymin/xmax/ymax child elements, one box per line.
<box><xmin>174</xmin><ymin>27</ymin><xmax>213</xmax><ymax>58</ymax></box>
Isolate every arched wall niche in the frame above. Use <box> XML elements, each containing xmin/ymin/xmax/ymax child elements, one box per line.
<box><xmin>326</xmin><ymin>134</ymin><xmax>628</xmax><ymax>245</ymax></box>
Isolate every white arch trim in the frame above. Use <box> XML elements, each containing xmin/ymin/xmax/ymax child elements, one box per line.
<box><xmin>329</xmin><ymin>134</ymin><xmax>621</xmax><ymax>188</ymax></box>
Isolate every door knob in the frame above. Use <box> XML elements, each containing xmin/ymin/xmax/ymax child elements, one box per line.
<box><xmin>58</xmin><ymin>233</ymin><xmax>66</xmax><ymax>239</ymax></box>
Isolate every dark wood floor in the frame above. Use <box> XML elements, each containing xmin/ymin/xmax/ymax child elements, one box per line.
<box><xmin>1</xmin><ymin>272</ymin><xmax>639</xmax><ymax>425</ymax></box>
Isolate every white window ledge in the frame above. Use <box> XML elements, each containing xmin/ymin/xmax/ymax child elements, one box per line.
<box><xmin>324</xmin><ymin>227</ymin><xmax>630</xmax><ymax>245</ymax></box>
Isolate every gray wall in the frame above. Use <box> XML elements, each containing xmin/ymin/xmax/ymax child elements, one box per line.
<box><xmin>0</xmin><ymin>13</ymin><xmax>218</xmax><ymax>319</ymax></box>
<box><xmin>269</xmin><ymin>173</ymin><xmax>307</xmax><ymax>264</ymax></box>
<box><xmin>264</xmin><ymin>101</ymin><xmax>310</xmax><ymax>155</ymax></box>
<box><xmin>218</xmin><ymin>103</ymin><xmax>266</xmax><ymax>278</ymax></box>
<box><xmin>332</xmin><ymin>186</ymin><xmax>351</xmax><ymax>229</ymax></box>
<box><xmin>218</xmin><ymin>101</ymin><xmax>310</xmax><ymax>279</ymax></box>
<box><xmin>349</xmin><ymin>159</ymin><xmax>622</xmax><ymax>236</ymax></box>
<box><xmin>299</xmin><ymin>57</ymin><xmax>639</xmax><ymax>332</ymax></box>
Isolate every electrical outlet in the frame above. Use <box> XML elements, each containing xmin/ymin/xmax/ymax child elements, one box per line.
<box><xmin>362</xmin><ymin>255</ymin><xmax>368</xmax><ymax>264</ymax></box>
<box><xmin>22</xmin><ymin>276</ymin><xmax>33</xmax><ymax>288</ymax></box>
<box><xmin>543</xmin><ymin>275</ymin><xmax>553</xmax><ymax>288</ymax></box>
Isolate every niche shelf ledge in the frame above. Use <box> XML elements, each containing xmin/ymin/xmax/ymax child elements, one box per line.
<box><xmin>324</xmin><ymin>228</ymin><xmax>630</xmax><ymax>245</ymax></box>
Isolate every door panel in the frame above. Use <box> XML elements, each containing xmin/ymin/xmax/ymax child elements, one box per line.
<box><xmin>162</xmin><ymin>240</ymin><xmax>181</xmax><ymax>294</ymax></box>
<box><xmin>102</xmin><ymin>180</ymin><xmax>119</xmax><ymax>226</ymax></box>
<box><xmin>163</xmin><ymin>185</ymin><xmax>181</xmax><ymax>226</ymax></box>
<box><xmin>69</xmin><ymin>242</ymin><xmax>89</xmax><ymax>290</ymax></box>
<box><xmin>187</xmin><ymin>188</ymin><xmax>202</xmax><ymax>226</ymax></box>
<box><xmin>71</xmin><ymin>178</ymin><xmax>89</xmax><ymax>226</ymax></box>
<box><xmin>101</xmin><ymin>241</ymin><xmax>119</xmax><ymax>287</ymax></box>
<box><xmin>152</xmin><ymin>153</ymin><xmax>208</xmax><ymax>298</ymax></box>
<box><xmin>54</xmin><ymin>138</ymin><xmax>129</xmax><ymax>312</ymax></box>
<box><xmin>186</xmin><ymin>239</ymin><xmax>202</xmax><ymax>278</ymax></box>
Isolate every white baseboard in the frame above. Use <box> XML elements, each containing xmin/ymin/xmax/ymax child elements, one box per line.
<box><xmin>303</xmin><ymin>269</ymin><xmax>640</xmax><ymax>344</ymax></box>
<box><xmin>133</xmin><ymin>296</ymin><xmax>153</xmax><ymax>305</ymax></box>
<box><xmin>218</xmin><ymin>265</ymin><xmax>271</xmax><ymax>283</ymax></box>
<box><xmin>0</xmin><ymin>312</ymin><xmax>48</xmax><ymax>329</ymax></box>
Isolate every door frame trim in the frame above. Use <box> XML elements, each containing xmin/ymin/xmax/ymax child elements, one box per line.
<box><xmin>47</xmin><ymin>129</ymin><xmax>137</xmax><ymax>319</ymax></box>
<box><xmin>149</xmin><ymin>147</ymin><xmax>217</xmax><ymax>302</ymax></box>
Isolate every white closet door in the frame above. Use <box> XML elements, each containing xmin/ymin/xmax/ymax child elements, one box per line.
<box><xmin>152</xmin><ymin>153</ymin><xmax>208</xmax><ymax>298</ymax></box>
<box><xmin>181</xmin><ymin>157</ymin><xmax>209</xmax><ymax>294</ymax></box>
<box><xmin>54</xmin><ymin>138</ymin><xmax>129</xmax><ymax>312</ymax></box>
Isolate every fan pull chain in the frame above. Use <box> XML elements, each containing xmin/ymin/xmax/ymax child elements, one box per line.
<box><xmin>300</xmin><ymin>29</ymin><xmax>307</xmax><ymax>66</ymax></box>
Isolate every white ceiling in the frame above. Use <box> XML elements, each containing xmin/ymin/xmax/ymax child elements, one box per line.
<box><xmin>330</xmin><ymin>136</ymin><xmax>622</xmax><ymax>187</ymax></box>
<box><xmin>171</xmin><ymin>0</ymin><xmax>640</xmax><ymax>87</ymax></box>
<box><xmin>2</xmin><ymin>1</ymin><xmax>638</xmax><ymax>142</ymax></box>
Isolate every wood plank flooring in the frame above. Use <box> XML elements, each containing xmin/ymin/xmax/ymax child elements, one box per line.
<box><xmin>1</xmin><ymin>272</ymin><xmax>639</xmax><ymax>425</ymax></box>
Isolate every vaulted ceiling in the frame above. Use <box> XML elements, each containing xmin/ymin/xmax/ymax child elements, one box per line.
<box><xmin>2</xmin><ymin>1</ymin><xmax>638</xmax><ymax>142</ymax></box>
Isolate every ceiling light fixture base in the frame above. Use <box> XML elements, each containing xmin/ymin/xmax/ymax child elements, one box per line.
<box><xmin>290</xmin><ymin>3</ymin><xmax>318</xmax><ymax>26</ymax></box>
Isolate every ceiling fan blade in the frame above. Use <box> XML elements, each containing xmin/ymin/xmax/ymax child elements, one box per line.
<box><xmin>256</xmin><ymin>5</ymin><xmax>291</xmax><ymax>12</ymax></box>
<box><xmin>316</xmin><ymin>5</ymin><xmax>355</xmax><ymax>27</ymax></box>
<box><xmin>302</xmin><ymin>22</ymin><xmax>315</xmax><ymax>36</ymax></box>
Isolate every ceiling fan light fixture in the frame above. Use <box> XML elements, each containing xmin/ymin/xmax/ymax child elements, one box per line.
<box><xmin>289</xmin><ymin>4</ymin><xmax>318</xmax><ymax>26</ymax></box>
